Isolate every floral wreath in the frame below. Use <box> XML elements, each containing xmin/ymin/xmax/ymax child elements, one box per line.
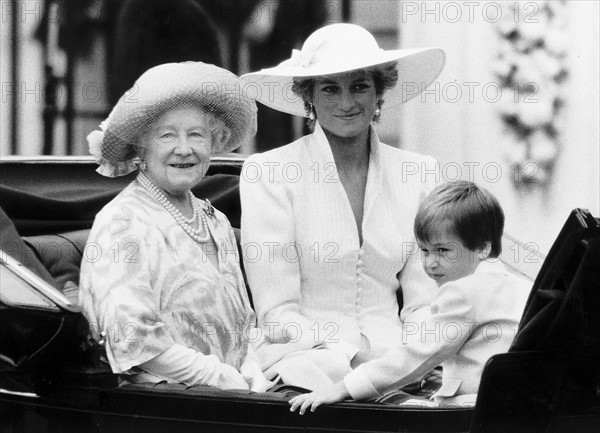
<box><xmin>495</xmin><ymin>0</ymin><xmax>568</xmax><ymax>186</ymax></box>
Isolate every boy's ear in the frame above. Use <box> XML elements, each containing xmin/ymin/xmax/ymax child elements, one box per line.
<box><xmin>478</xmin><ymin>242</ymin><xmax>492</xmax><ymax>260</ymax></box>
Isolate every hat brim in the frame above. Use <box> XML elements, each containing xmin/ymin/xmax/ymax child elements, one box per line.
<box><xmin>241</xmin><ymin>48</ymin><xmax>445</xmax><ymax>117</ymax></box>
<box><xmin>102</xmin><ymin>62</ymin><xmax>257</xmax><ymax>162</ymax></box>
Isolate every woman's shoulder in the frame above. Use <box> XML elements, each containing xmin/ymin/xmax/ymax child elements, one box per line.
<box><xmin>94</xmin><ymin>181</ymin><xmax>152</xmax><ymax>224</ymax></box>
<box><xmin>378</xmin><ymin>144</ymin><xmax>438</xmax><ymax>189</ymax></box>
<box><xmin>241</xmin><ymin>136</ymin><xmax>310</xmax><ymax>188</ymax></box>
<box><xmin>86</xmin><ymin>182</ymin><xmax>157</xmax><ymax>250</ymax></box>
<box><xmin>378</xmin><ymin>142</ymin><xmax>437</xmax><ymax>166</ymax></box>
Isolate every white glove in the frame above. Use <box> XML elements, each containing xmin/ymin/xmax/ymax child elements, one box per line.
<box><xmin>240</xmin><ymin>359</ymin><xmax>270</xmax><ymax>392</ymax></box>
<box><xmin>217</xmin><ymin>363</ymin><xmax>251</xmax><ymax>390</ymax></box>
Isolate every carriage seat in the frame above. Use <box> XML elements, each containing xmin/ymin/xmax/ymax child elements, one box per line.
<box><xmin>22</xmin><ymin>230</ymin><xmax>89</xmax><ymax>289</ymax></box>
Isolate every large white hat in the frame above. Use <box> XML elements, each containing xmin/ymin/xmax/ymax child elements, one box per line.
<box><xmin>241</xmin><ymin>23</ymin><xmax>445</xmax><ymax>117</ymax></box>
<box><xmin>88</xmin><ymin>62</ymin><xmax>257</xmax><ymax>177</ymax></box>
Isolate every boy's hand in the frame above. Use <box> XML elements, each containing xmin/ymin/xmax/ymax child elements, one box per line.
<box><xmin>289</xmin><ymin>381</ymin><xmax>350</xmax><ymax>415</ymax></box>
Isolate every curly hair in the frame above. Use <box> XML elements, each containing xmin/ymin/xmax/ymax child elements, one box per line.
<box><xmin>291</xmin><ymin>62</ymin><xmax>399</xmax><ymax>128</ymax></box>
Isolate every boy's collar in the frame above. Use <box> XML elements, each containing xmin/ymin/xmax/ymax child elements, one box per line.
<box><xmin>474</xmin><ymin>259</ymin><xmax>507</xmax><ymax>275</ymax></box>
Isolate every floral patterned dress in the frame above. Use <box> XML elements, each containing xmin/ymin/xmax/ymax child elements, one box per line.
<box><xmin>79</xmin><ymin>178</ymin><xmax>254</xmax><ymax>376</ymax></box>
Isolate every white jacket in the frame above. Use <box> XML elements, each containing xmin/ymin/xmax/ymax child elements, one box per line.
<box><xmin>344</xmin><ymin>260</ymin><xmax>531</xmax><ymax>402</ymax></box>
<box><xmin>240</xmin><ymin>123</ymin><xmax>438</xmax><ymax>364</ymax></box>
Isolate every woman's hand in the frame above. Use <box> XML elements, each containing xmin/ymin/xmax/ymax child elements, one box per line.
<box><xmin>217</xmin><ymin>364</ymin><xmax>250</xmax><ymax>390</ymax></box>
<box><xmin>289</xmin><ymin>381</ymin><xmax>350</xmax><ymax>415</ymax></box>
<box><xmin>240</xmin><ymin>359</ymin><xmax>271</xmax><ymax>393</ymax></box>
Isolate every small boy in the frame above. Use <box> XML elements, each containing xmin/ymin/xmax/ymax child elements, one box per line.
<box><xmin>290</xmin><ymin>181</ymin><xmax>530</xmax><ymax>413</ymax></box>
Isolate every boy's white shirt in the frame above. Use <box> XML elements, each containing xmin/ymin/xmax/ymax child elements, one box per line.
<box><xmin>343</xmin><ymin>259</ymin><xmax>531</xmax><ymax>402</ymax></box>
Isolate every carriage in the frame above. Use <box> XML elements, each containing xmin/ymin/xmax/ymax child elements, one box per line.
<box><xmin>1</xmin><ymin>156</ymin><xmax>599</xmax><ymax>432</ymax></box>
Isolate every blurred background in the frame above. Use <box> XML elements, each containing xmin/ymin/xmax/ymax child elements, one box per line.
<box><xmin>1</xmin><ymin>0</ymin><xmax>598</xmax><ymax>255</ymax></box>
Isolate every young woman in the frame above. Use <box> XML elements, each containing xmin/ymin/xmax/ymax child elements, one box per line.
<box><xmin>240</xmin><ymin>24</ymin><xmax>446</xmax><ymax>389</ymax></box>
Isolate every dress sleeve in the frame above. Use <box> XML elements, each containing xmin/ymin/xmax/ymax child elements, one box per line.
<box><xmin>79</xmin><ymin>205</ymin><xmax>174</xmax><ymax>373</ymax></box>
<box><xmin>344</xmin><ymin>283</ymin><xmax>475</xmax><ymax>400</ymax></box>
<box><xmin>398</xmin><ymin>154</ymin><xmax>440</xmax><ymax>320</ymax></box>
<box><xmin>398</xmin><ymin>249</ymin><xmax>438</xmax><ymax>321</ymax></box>
<box><xmin>240</xmin><ymin>154</ymin><xmax>319</xmax><ymax>348</ymax></box>
<box><xmin>139</xmin><ymin>343</ymin><xmax>248</xmax><ymax>390</ymax></box>
<box><xmin>223</xmin><ymin>213</ymin><xmax>254</xmax><ymax>312</ymax></box>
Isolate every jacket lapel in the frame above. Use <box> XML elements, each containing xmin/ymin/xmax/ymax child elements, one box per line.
<box><xmin>362</xmin><ymin>126</ymin><xmax>383</xmax><ymax>231</ymax></box>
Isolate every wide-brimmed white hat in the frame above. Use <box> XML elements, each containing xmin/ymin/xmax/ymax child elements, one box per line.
<box><xmin>241</xmin><ymin>23</ymin><xmax>445</xmax><ymax>117</ymax></box>
<box><xmin>88</xmin><ymin>62</ymin><xmax>257</xmax><ymax>177</ymax></box>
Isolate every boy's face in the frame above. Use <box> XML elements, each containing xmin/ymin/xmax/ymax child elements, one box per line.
<box><xmin>418</xmin><ymin>228</ymin><xmax>486</xmax><ymax>288</ymax></box>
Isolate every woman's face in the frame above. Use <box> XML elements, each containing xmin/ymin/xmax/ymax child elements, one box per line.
<box><xmin>141</xmin><ymin>106</ymin><xmax>213</xmax><ymax>198</ymax></box>
<box><xmin>312</xmin><ymin>70</ymin><xmax>378</xmax><ymax>141</ymax></box>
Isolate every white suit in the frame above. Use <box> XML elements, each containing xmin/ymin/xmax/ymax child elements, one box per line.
<box><xmin>240</xmin><ymin>123</ymin><xmax>438</xmax><ymax>386</ymax></box>
<box><xmin>344</xmin><ymin>260</ymin><xmax>530</xmax><ymax>403</ymax></box>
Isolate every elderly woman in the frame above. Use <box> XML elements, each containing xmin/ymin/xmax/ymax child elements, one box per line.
<box><xmin>240</xmin><ymin>24</ymin><xmax>445</xmax><ymax>389</ymax></box>
<box><xmin>79</xmin><ymin>62</ymin><xmax>268</xmax><ymax>391</ymax></box>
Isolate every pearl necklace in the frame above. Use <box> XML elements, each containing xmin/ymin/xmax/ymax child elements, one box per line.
<box><xmin>137</xmin><ymin>171</ymin><xmax>212</xmax><ymax>243</ymax></box>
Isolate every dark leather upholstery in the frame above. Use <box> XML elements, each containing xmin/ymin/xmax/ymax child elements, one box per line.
<box><xmin>22</xmin><ymin>230</ymin><xmax>89</xmax><ymax>289</ymax></box>
<box><xmin>0</xmin><ymin>206</ymin><xmax>59</xmax><ymax>289</ymax></box>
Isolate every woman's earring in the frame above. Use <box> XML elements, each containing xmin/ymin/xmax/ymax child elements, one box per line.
<box><xmin>374</xmin><ymin>99</ymin><xmax>381</xmax><ymax>117</ymax></box>
<box><xmin>308</xmin><ymin>104</ymin><xmax>316</xmax><ymax>121</ymax></box>
<box><xmin>138</xmin><ymin>160</ymin><xmax>147</xmax><ymax>171</ymax></box>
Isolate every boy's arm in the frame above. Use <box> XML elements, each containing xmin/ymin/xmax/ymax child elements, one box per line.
<box><xmin>345</xmin><ymin>284</ymin><xmax>475</xmax><ymax>400</ymax></box>
<box><xmin>289</xmin><ymin>284</ymin><xmax>476</xmax><ymax>413</ymax></box>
